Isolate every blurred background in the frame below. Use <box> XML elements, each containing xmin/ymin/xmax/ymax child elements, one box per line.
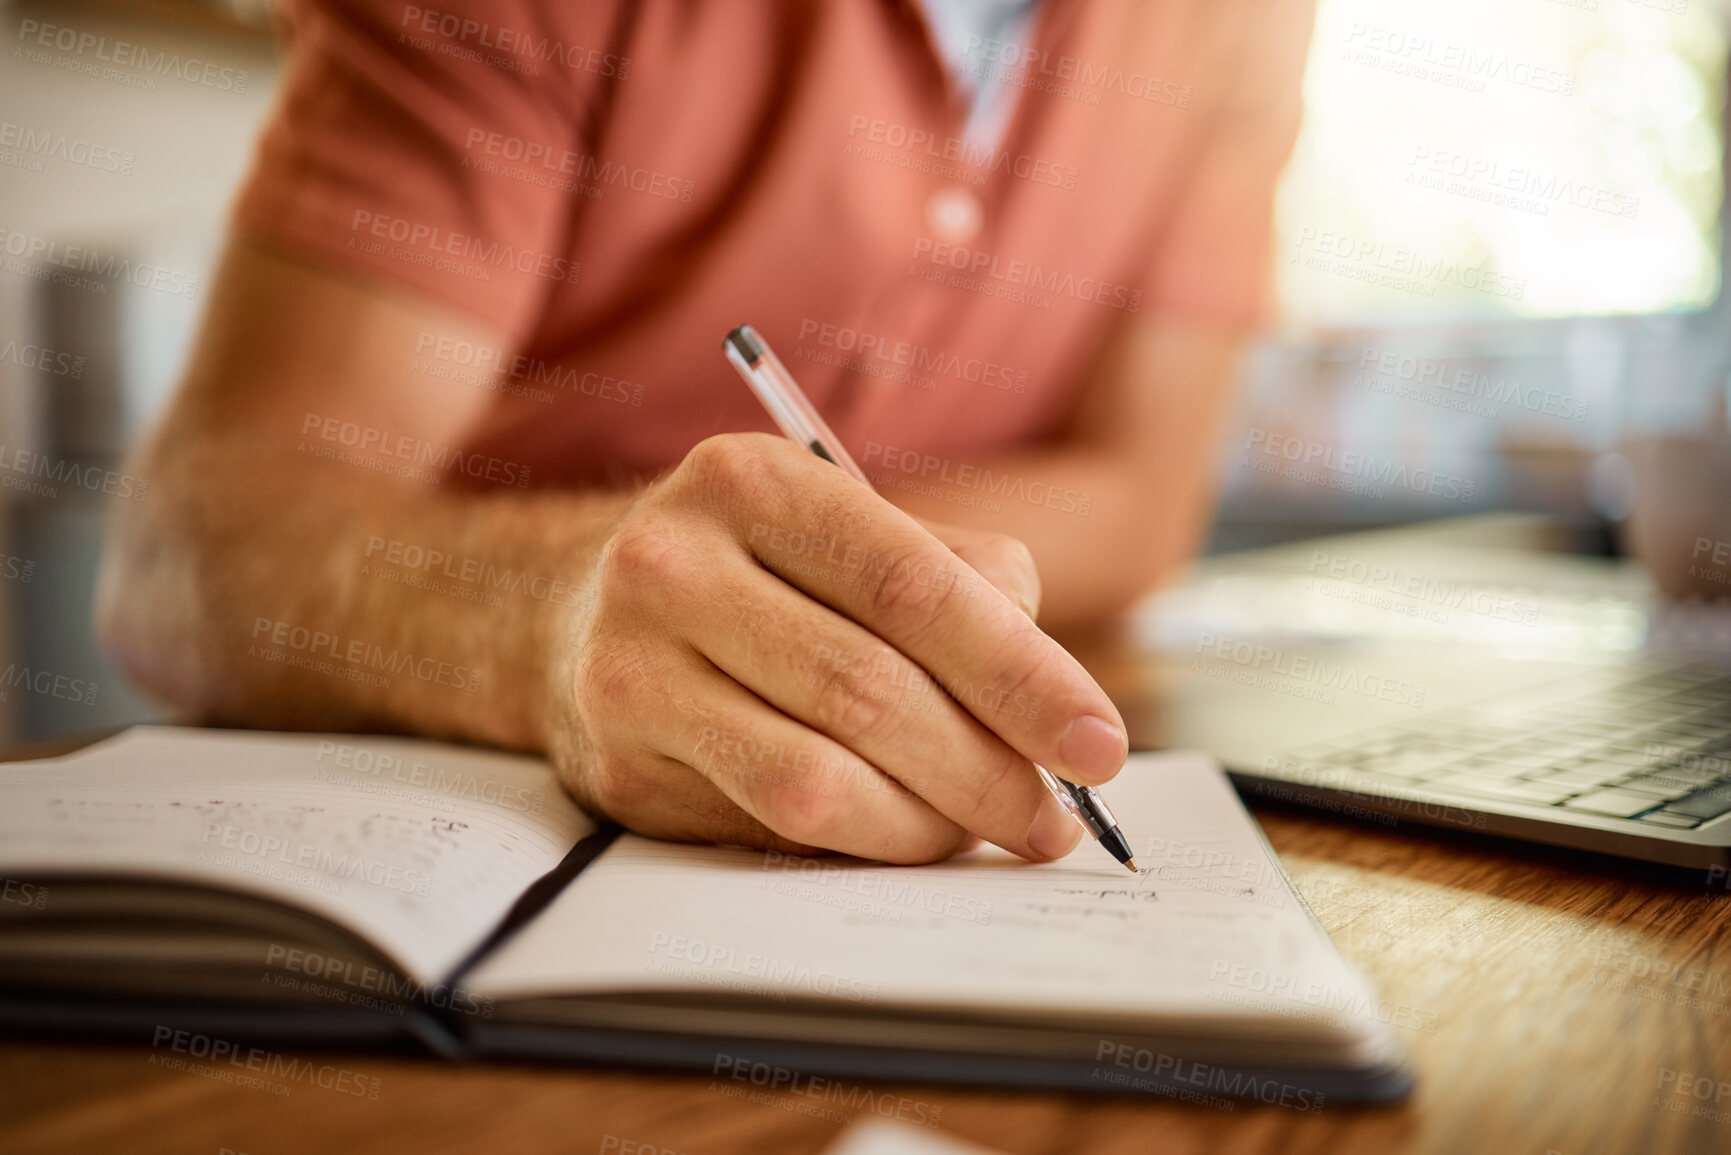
<box><xmin>0</xmin><ymin>0</ymin><xmax>1726</xmax><ymax>741</ymax></box>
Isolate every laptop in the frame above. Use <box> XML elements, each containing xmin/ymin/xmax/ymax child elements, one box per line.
<box><xmin>1127</xmin><ymin>515</ymin><xmax>1731</xmax><ymax>871</ymax></box>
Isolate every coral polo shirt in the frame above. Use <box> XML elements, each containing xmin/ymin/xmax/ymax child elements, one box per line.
<box><xmin>235</xmin><ymin>0</ymin><xmax>1313</xmax><ymax>489</ymax></box>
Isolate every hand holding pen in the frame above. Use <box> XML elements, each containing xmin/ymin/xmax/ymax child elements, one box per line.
<box><xmin>531</xmin><ymin>320</ymin><xmax>1134</xmax><ymax>866</ymax></box>
<box><xmin>725</xmin><ymin>324</ymin><xmax>1137</xmax><ymax>871</ymax></box>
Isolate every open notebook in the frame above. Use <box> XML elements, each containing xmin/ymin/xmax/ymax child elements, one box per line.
<box><xmin>0</xmin><ymin>727</ymin><xmax>1410</xmax><ymax>1102</ymax></box>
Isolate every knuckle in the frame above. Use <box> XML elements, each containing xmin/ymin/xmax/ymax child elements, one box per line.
<box><xmin>960</xmin><ymin>750</ymin><xmax>1025</xmax><ymax>823</ymax></box>
<box><xmin>868</xmin><ymin>546</ymin><xmax>956</xmax><ymax>630</ymax></box>
<box><xmin>809</xmin><ymin>658</ymin><xmax>896</xmax><ymax>747</ymax></box>
<box><xmin>993</xmin><ymin>643</ymin><xmax>1048</xmax><ymax>706</ymax></box>
<box><xmin>683</xmin><ymin>433</ymin><xmax>778</xmax><ymax>505</ymax></box>
<box><xmin>680</xmin><ymin>435</ymin><xmax>730</xmax><ymax>488</ymax></box>
<box><xmin>758</xmin><ymin>773</ymin><xmax>845</xmax><ymax>844</ymax></box>
<box><xmin>963</xmin><ymin>643</ymin><xmax>1046</xmax><ymax>723</ymax></box>
<box><xmin>601</xmin><ymin>516</ymin><xmax>690</xmax><ymax>592</ymax></box>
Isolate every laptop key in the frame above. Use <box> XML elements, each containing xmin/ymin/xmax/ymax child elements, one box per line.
<box><xmin>1646</xmin><ymin>768</ymin><xmax>1725</xmax><ymax>790</ymax></box>
<box><xmin>1612</xmin><ymin>778</ymin><xmax>1696</xmax><ymax>802</ymax></box>
<box><xmin>1431</xmin><ymin>733</ymin><xmax>1504</xmax><ymax>752</ymax></box>
<box><xmin>1537</xmin><ymin>765</ymin><xmax>1636</xmax><ymax>790</ymax></box>
<box><xmin>1662</xmin><ymin>784</ymin><xmax>1731</xmax><ymax>821</ymax></box>
<box><xmin>1282</xmin><ymin>745</ymin><xmax>1346</xmax><ymax>763</ymax></box>
<box><xmin>1639</xmin><ymin>811</ymin><xmax>1702</xmax><ymax>829</ymax></box>
<box><xmin>1562</xmin><ymin>790</ymin><xmax>1660</xmax><ymax>818</ymax></box>
<box><xmin>1542</xmin><ymin>740</ymin><xmax>1607</xmax><ymax>757</ymax></box>
<box><xmin>1364</xmin><ymin>747</ymin><xmax>1469</xmax><ymax>778</ymax></box>
<box><xmin>1494</xmin><ymin>753</ymin><xmax>1563</xmax><ymax>770</ymax></box>
<box><xmin>1331</xmin><ymin>769</ymin><xmax>1433</xmax><ymax>793</ymax></box>
<box><xmin>1445</xmin><ymin>759</ymin><xmax>1532</xmax><ymax>780</ymax></box>
<box><xmin>1268</xmin><ymin>662</ymin><xmax>1731</xmax><ymax>833</ymax></box>
<box><xmin>1567</xmin><ymin>758</ymin><xmax>1653</xmax><ymax>778</ymax></box>
<box><xmin>1425</xmin><ymin>774</ymin><xmax>1577</xmax><ymax>805</ymax></box>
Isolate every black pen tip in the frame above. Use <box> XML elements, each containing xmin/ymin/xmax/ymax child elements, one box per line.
<box><xmin>1099</xmin><ymin>827</ymin><xmax>1134</xmax><ymax>869</ymax></box>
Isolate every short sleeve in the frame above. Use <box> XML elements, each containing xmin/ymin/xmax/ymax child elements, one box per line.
<box><xmin>232</xmin><ymin>0</ymin><xmax>628</xmax><ymax>341</ymax></box>
<box><xmin>1140</xmin><ymin>0</ymin><xmax>1315</xmax><ymax>328</ymax></box>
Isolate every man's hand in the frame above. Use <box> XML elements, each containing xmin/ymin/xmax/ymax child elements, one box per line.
<box><xmin>101</xmin><ymin>242</ymin><xmax>1188</xmax><ymax>872</ymax></box>
<box><xmin>549</xmin><ymin>433</ymin><xmax>1129</xmax><ymax>864</ymax></box>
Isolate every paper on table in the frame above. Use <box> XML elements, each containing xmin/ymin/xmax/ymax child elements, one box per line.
<box><xmin>467</xmin><ymin>751</ymin><xmax>1389</xmax><ymax>1049</ymax></box>
<box><xmin>0</xmin><ymin>727</ymin><xmax>592</xmax><ymax>983</ymax></box>
<box><xmin>821</xmin><ymin>1121</ymin><xmax>1005</xmax><ymax>1155</ymax></box>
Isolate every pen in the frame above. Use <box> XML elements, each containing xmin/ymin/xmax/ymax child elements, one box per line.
<box><xmin>722</xmin><ymin>323</ymin><xmax>1138</xmax><ymax>873</ymax></box>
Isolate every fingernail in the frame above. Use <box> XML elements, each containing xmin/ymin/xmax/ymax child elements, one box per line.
<box><xmin>1027</xmin><ymin>794</ymin><xmax>1083</xmax><ymax>859</ymax></box>
<box><xmin>1059</xmin><ymin>714</ymin><xmax>1128</xmax><ymax>779</ymax></box>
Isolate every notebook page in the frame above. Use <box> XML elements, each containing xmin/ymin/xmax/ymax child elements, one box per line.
<box><xmin>468</xmin><ymin>752</ymin><xmax>1390</xmax><ymax>1050</ymax></box>
<box><xmin>0</xmin><ymin>726</ymin><xmax>592</xmax><ymax>983</ymax></box>
<box><xmin>823</xmin><ymin>1121</ymin><xmax>1005</xmax><ymax>1155</ymax></box>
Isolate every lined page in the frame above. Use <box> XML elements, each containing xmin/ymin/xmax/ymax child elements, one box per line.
<box><xmin>0</xmin><ymin>727</ymin><xmax>591</xmax><ymax>983</ymax></box>
<box><xmin>468</xmin><ymin>752</ymin><xmax>1391</xmax><ymax>1052</ymax></box>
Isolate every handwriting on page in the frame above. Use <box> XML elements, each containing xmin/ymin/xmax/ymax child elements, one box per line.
<box><xmin>0</xmin><ymin>728</ymin><xmax>590</xmax><ymax>983</ymax></box>
<box><xmin>466</xmin><ymin>752</ymin><xmax>1354</xmax><ymax>1025</ymax></box>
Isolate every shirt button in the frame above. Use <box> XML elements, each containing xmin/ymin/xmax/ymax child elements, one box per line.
<box><xmin>926</xmin><ymin>186</ymin><xmax>983</xmax><ymax>243</ymax></box>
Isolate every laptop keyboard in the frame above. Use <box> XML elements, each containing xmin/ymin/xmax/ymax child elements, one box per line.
<box><xmin>1280</xmin><ymin>664</ymin><xmax>1731</xmax><ymax>829</ymax></box>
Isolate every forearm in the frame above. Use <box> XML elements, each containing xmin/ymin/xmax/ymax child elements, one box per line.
<box><xmin>98</xmin><ymin>426</ymin><xmax>635</xmax><ymax>753</ymax></box>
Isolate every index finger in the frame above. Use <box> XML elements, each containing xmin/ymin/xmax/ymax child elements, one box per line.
<box><xmin>713</xmin><ymin>436</ymin><xmax>1128</xmax><ymax>785</ymax></box>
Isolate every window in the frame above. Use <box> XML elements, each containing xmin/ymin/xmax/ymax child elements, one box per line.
<box><xmin>1276</xmin><ymin>0</ymin><xmax>1725</xmax><ymax>327</ymax></box>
